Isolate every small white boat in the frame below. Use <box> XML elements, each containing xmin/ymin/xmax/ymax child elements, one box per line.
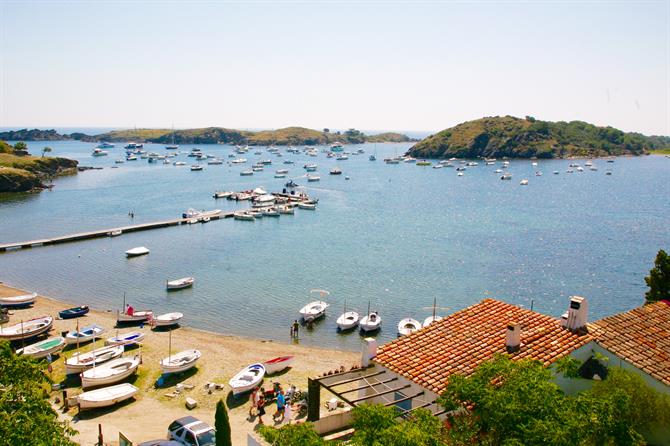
<box><xmin>535</xmin><ymin>171</ymin><xmax>542</xmax><ymax>176</ymax></box>
<box><xmin>81</xmin><ymin>355</ymin><xmax>141</xmax><ymax>389</ymax></box>
<box><xmin>65</xmin><ymin>345</ymin><xmax>124</xmax><ymax>374</ymax></box>
<box><xmin>0</xmin><ymin>316</ymin><xmax>53</xmax><ymax>341</ymax></box>
<box><xmin>336</xmin><ymin>311</ymin><xmax>360</xmax><ymax>331</ymax></box>
<box><xmin>0</xmin><ymin>292</ymin><xmax>37</xmax><ymax>308</ymax></box>
<box><xmin>160</xmin><ymin>349</ymin><xmax>201</xmax><ymax>374</ymax></box>
<box><xmin>274</xmin><ymin>173</ymin><xmax>286</xmax><ymax>178</ymax></box>
<box><xmin>422</xmin><ymin>315</ymin><xmax>443</xmax><ymax>328</ymax></box>
<box><xmin>501</xmin><ymin>173</ymin><xmax>512</xmax><ymax>180</ymax></box>
<box><xmin>105</xmin><ymin>331</ymin><xmax>145</xmax><ymax>346</ymax></box>
<box><xmin>77</xmin><ymin>383</ymin><xmax>139</xmax><ymax>410</ymax></box>
<box><xmin>213</xmin><ymin>191</ymin><xmax>233</xmax><ymax>199</ymax></box>
<box><xmin>92</xmin><ymin>148</ymin><xmax>109</xmax><ymax>157</ymax></box>
<box><xmin>167</xmin><ymin>277</ymin><xmax>194</xmax><ymax>290</ymax></box>
<box><xmin>397</xmin><ymin>318</ymin><xmax>422</xmax><ymax>336</ymax></box>
<box><xmin>262</xmin><ymin>356</ymin><xmax>295</xmax><ymax>375</ymax></box>
<box><xmin>240</xmin><ymin>170</ymin><xmax>253</xmax><ymax>176</ymax></box>
<box><xmin>229</xmin><ymin>363</ymin><xmax>266</xmax><ymax>396</ymax></box>
<box><xmin>520</xmin><ymin>179</ymin><xmax>529</xmax><ymax>185</ymax></box>
<box><xmin>234</xmin><ymin>211</ymin><xmax>255</xmax><ymax>221</ymax></box>
<box><xmin>307</xmin><ymin>175</ymin><xmax>320</xmax><ymax>182</ymax></box>
<box><xmin>16</xmin><ymin>336</ymin><xmax>66</xmax><ymax>358</ymax></box>
<box><xmin>108</xmin><ymin>229</ymin><xmax>122</xmax><ymax>237</ymax></box>
<box><xmin>65</xmin><ymin>324</ymin><xmax>106</xmax><ymax>345</ymax></box>
<box><xmin>457</xmin><ymin>172</ymin><xmax>464</xmax><ymax>177</ymax></box>
<box><xmin>299</xmin><ymin>301</ymin><xmax>329</xmax><ymax>321</ymax></box>
<box><xmin>263</xmin><ymin>208</ymin><xmax>280</xmax><ymax>217</ymax></box>
<box><xmin>190</xmin><ymin>165</ymin><xmax>204</xmax><ymax>171</ymax></box>
<box><xmin>278</xmin><ymin>206</ymin><xmax>294</xmax><ymax>215</ymax></box>
<box><xmin>173</xmin><ymin>161</ymin><xmax>186</xmax><ymax>166</ymax></box>
<box><xmin>298</xmin><ymin>202</ymin><xmax>316</xmax><ymax>210</ymax></box>
<box><xmin>359</xmin><ymin>311</ymin><xmax>382</xmax><ymax>332</ymax></box>
<box><xmin>125</xmin><ymin>247</ymin><xmax>150</xmax><ymax>257</ymax></box>
<box><xmin>117</xmin><ymin>309</ymin><xmax>153</xmax><ymax>324</ymax></box>
<box><xmin>153</xmin><ymin>312</ymin><xmax>184</xmax><ymax>327</ymax></box>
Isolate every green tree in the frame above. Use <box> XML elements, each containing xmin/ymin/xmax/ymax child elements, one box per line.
<box><xmin>0</xmin><ymin>342</ymin><xmax>77</xmax><ymax>445</ymax></box>
<box><xmin>644</xmin><ymin>249</ymin><xmax>670</xmax><ymax>303</ymax></box>
<box><xmin>259</xmin><ymin>422</ymin><xmax>325</xmax><ymax>446</ymax></box>
<box><xmin>42</xmin><ymin>146</ymin><xmax>53</xmax><ymax>158</ymax></box>
<box><xmin>13</xmin><ymin>141</ymin><xmax>28</xmax><ymax>151</ymax></box>
<box><xmin>215</xmin><ymin>399</ymin><xmax>232</xmax><ymax>446</ymax></box>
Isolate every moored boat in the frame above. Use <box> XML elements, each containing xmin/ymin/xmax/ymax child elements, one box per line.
<box><xmin>397</xmin><ymin>318</ymin><xmax>422</xmax><ymax>336</ymax></box>
<box><xmin>299</xmin><ymin>289</ymin><xmax>330</xmax><ymax>322</ymax></box>
<box><xmin>167</xmin><ymin>277</ymin><xmax>194</xmax><ymax>290</ymax></box>
<box><xmin>298</xmin><ymin>202</ymin><xmax>316</xmax><ymax>210</ymax></box>
<box><xmin>81</xmin><ymin>355</ymin><xmax>140</xmax><ymax>389</ymax></box>
<box><xmin>16</xmin><ymin>336</ymin><xmax>66</xmax><ymax>358</ymax></box>
<box><xmin>0</xmin><ymin>292</ymin><xmax>37</xmax><ymax>308</ymax></box>
<box><xmin>359</xmin><ymin>311</ymin><xmax>382</xmax><ymax>332</ymax></box>
<box><xmin>229</xmin><ymin>363</ymin><xmax>265</xmax><ymax>396</ymax></box>
<box><xmin>0</xmin><ymin>316</ymin><xmax>53</xmax><ymax>341</ymax></box>
<box><xmin>125</xmin><ymin>247</ymin><xmax>150</xmax><ymax>257</ymax></box>
<box><xmin>262</xmin><ymin>356</ymin><xmax>295</xmax><ymax>375</ymax></box>
<box><xmin>336</xmin><ymin>311</ymin><xmax>360</xmax><ymax>331</ymax></box>
<box><xmin>77</xmin><ymin>383</ymin><xmax>139</xmax><ymax>410</ymax></box>
<box><xmin>422</xmin><ymin>315</ymin><xmax>443</xmax><ymax>327</ymax></box>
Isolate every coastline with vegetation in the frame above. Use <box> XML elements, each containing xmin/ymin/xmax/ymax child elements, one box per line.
<box><xmin>0</xmin><ymin>126</ymin><xmax>415</xmax><ymax>146</ymax></box>
<box><xmin>0</xmin><ymin>141</ymin><xmax>78</xmax><ymax>193</ymax></box>
<box><xmin>0</xmin><ymin>282</ymin><xmax>358</xmax><ymax>445</ymax></box>
<box><xmin>408</xmin><ymin>115</ymin><xmax>670</xmax><ymax>159</ymax></box>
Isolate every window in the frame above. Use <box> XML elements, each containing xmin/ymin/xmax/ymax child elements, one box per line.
<box><xmin>171</xmin><ymin>428</ymin><xmax>184</xmax><ymax>440</ymax></box>
<box><xmin>196</xmin><ymin>430</ymin><xmax>216</xmax><ymax>446</ymax></box>
<box><xmin>184</xmin><ymin>431</ymin><xmax>198</xmax><ymax>446</ymax></box>
<box><xmin>394</xmin><ymin>391</ymin><xmax>411</xmax><ymax>411</ymax></box>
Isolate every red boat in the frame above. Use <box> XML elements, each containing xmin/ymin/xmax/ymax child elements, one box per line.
<box><xmin>262</xmin><ymin>355</ymin><xmax>295</xmax><ymax>375</ymax></box>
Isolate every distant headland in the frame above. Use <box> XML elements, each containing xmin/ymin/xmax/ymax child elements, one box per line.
<box><xmin>0</xmin><ymin>127</ymin><xmax>416</xmax><ymax>146</ymax></box>
<box><xmin>408</xmin><ymin>116</ymin><xmax>670</xmax><ymax>159</ymax></box>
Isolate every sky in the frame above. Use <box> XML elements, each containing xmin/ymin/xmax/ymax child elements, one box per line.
<box><xmin>0</xmin><ymin>0</ymin><xmax>668</xmax><ymax>135</ymax></box>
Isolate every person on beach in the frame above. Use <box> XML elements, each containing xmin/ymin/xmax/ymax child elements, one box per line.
<box><xmin>126</xmin><ymin>304</ymin><xmax>134</xmax><ymax>316</ymax></box>
<box><xmin>273</xmin><ymin>389</ymin><xmax>285</xmax><ymax>423</ymax></box>
<box><xmin>283</xmin><ymin>399</ymin><xmax>292</xmax><ymax>425</ymax></box>
<box><xmin>257</xmin><ymin>389</ymin><xmax>266</xmax><ymax>425</ymax></box>
<box><xmin>249</xmin><ymin>387</ymin><xmax>259</xmax><ymax>418</ymax></box>
<box><xmin>292</xmin><ymin>320</ymin><xmax>300</xmax><ymax>338</ymax></box>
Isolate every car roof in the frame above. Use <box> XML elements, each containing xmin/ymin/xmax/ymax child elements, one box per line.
<box><xmin>138</xmin><ymin>441</ymin><xmax>183</xmax><ymax>446</ymax></box>
<box><xmin>172</xmin><ymin>416</ymin><xmax>214</xmax><ymax>434</ymax></box>
<box><xmin>174</xmin><ymin>416</ymin><xmax>200</xmax><ymax>427</ymax></box>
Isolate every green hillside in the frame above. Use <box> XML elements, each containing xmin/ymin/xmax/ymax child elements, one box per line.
<box><xmin>0</xmin><ymin>142</ymin><xmax>78</xmax><ymax>193</ymax></box>
<box><xmin>409</xmin><ymin>116</ymin><xmax>670</xmax><ymax>159</ymax></box>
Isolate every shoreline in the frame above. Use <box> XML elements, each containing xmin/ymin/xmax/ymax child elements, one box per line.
<box><xmin>0</xmin><ymin>282</ymin><xmax>359</xmax><ymax>445</ymax></box>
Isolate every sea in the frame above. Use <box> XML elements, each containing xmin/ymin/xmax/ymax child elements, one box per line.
<box><xmin>0</xmin><ymin>139</ymin><xmax>668</xmax><ymax>351</ymax></box>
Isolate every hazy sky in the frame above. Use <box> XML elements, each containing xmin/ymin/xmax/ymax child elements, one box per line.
<box><xmin>1</xmin><ymin>1</ymin><xmax>668</xmax><ymax>135</ymax></box>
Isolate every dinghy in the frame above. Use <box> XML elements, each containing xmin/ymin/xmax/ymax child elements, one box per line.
<box><xmin>58</xmin><ymin>305</ymin><xmax>89</xmax><ymax>319</ymax></box>
<box><xmin>65</xmin><ymin>324</ymin><xmax>106</xmax><ymax>344</ymax></box>
<box><xmin>77</xmin><ymin>383</ymin><xmax>139</xmax><ymax>410</ymax></box>
<box><xmin>81</xmin><ymin>355</ymin><xmax>140</xmax><ymax>388</ymax></box>
<box><xmin>16</xmin><ymin>336</ymin><xmax>66</xmax><ymax>358</ymax></box>
<box><xmin>65</xmin><ymin>345</ymin><xmax>124</xmax><ymax>374</ymax></box>
<box><xmin>0</xmin><ymin>292</ymin><xmax>37</xmax><ymax>308</ymax></box>
<box><xmin>105</xmin><ymin>331</ymin><xmax>146</xmax><ymax>346</ymax></box>
<box><xmin>298</xmin><ymin>202</ymin><xmax>316</xmax><ymax>210</ymax></box>
<box><xmin>125</xmin><ymin>247</ymin><xmax>150</xmax><ymax>258</ymax></box>
<box><xmin>153</xmin><ymin>312</ymin><xmax>183</xmax><ymax>327</ymax></box>
<box><xmin>422</xmin><ymin>316</ymin><xmax>443</xmax><ymax>327</ymax></box>
<box><xmin>166</xmin><ymin>277</ymin><xmax>194</xmax><ymax>290</ymax></box>
<box><xmin>262</xmin><ymin>356</ymin><xmax>295</xmax><ymax>375</ymax></box>
<box><xmin>337</xmin><ymin>311</ymin><xmax>360</xmax><ymax>331</ymax></box>
<box><xmin>299</xmin><ymin>301</ymin><xmax>329</xmax><ymax>322</ymax></box>
<box><xmin>229</xmin><ymin>363</ymin><xmax>265</xmax><ymax>395</ymax></box>
<box><xmin>397</xmin><ymin>318</ymin><xmax>422</xmax><ymax>336</ymax></box>
<box><xmin>359</xmin><ymin>311</ymin><xmax>382</xmax><ymax>332</ymax></box>
<box><xmin>0</xmin><ymin>316</ymin><xmax>53</xmax><ymax>341</ymax></box>
<box><xmin>160</xmin><ymin>349</ymin><xmax>201</xmax><ymax>374</ymax></box>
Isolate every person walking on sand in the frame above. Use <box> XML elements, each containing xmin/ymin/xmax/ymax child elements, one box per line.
<box><xmin>249</xmin><ymin>387</ymin><xmax>259</xmax><ymax>418</ymax></box>
<box><xmin>283</xmin><ymin>398</ymin><xmax>293</xmax><ymax>425</ymax></box>
<box><xmin>257</xmin><ymin>390</ymin><xmax>266</xmax><ymax>425</ymax></box>
<box><xmin>273</xmin><ymin>389</ymin><xmax>286</xmax><ymax>423</ymax></box>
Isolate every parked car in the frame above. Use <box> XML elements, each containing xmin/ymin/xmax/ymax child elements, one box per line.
<box><xmin>139</xmin><ymin>441</ymin><xmax>182</xmax><ymax>446</ymax></box>
<box><xmin>167</xmin><ymin>416</ymin><xmax>216</xmax><ymax>446</ymax></box>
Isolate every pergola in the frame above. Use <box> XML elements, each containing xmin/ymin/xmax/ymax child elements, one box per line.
<box><xmin>307</xmin><ymin>364</ymin><xmax>447</xmax><ymax>422</ymax></box>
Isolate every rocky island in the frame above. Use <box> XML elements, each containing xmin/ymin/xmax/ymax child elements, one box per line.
<box><xmin>408</xmin><ymin>116</ymin><xmax>670</xmax><ymax>159</ymax></box>
<box><xmin>0</xmin><ymin>141</ymin><xmax>78</xmax><ymax>193</ymax></box>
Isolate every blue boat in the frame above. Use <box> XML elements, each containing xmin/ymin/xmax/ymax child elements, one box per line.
<box><xmin>58</xmin><ymin>305</ymin><xmax>89</xmax><ymax>319</ymax></box>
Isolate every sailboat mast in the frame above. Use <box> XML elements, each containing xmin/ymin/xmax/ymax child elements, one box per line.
<box><xmin>432</xmin><ymin>297</ymin><xmax>437</xmax><ymax>319</ymax></box>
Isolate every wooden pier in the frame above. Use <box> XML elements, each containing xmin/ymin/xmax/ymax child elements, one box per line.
<box><xmin>0</xmin><ymin>212</ymin><xmax>234</xmax><ymax>253</ymax></box>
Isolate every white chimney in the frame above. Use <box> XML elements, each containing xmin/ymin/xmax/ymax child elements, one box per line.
<box><xmin>361</xmin><ymin>338</ymin><xmax>378</xmax><ymax>367</ymax></box>
<box><xmin>561</xmin><ymin>296</ymin><xmax>588</xmax><ymax>332</ymax></box>
<box><xmin>505</xmin><ymin>323</ymin><xmax>521</xmax><ymax>353</ymax></box>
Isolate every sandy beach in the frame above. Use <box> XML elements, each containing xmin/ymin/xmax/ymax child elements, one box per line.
<box><xmin>0</xmin><ymin>283</ymin><xmax>358</xmax><ymax>446</ymax></box>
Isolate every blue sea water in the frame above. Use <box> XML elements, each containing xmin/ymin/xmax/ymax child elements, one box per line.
<box><xmin>0</xmin><ymin>140</ymin><xmax>668</xmax><ymax>351</ymax></box>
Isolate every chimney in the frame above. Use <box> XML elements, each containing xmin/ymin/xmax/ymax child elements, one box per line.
<box><xmin>505</xmin><ymin>323</ymin><xmax>521</xmax><ymax>353</ymax></box>
<box><xmin>361</xmin><ymin>338</ymin><xmax>378</xmax><ymax>367</ymax></box>
<box><xmin>561</xmin><ymin>296</ymin><xmax>588</xmax><ymax>333</ymax></box>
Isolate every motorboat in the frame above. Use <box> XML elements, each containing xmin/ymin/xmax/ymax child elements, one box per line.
<box><xmin>252</xmin><ymin>166</ymin><xmax>264</xmax><ymax>172</ymax></box>
<box><xmin>359</xmin><ymin>311</ymin><xmax>382</xmax><ymax>332</ymax></box>
<box><xmin>276</xmin><ymin>169</ymin><xmax>289</xmax><ymax>174</ymax></box>
<box><xmin>494</xmin><ymin>169</ymin><xmax>503</xmax><ymax>173</ymax></box>
<box><xmin>105</xmin><ymin>331</ymin><xmax>146</xmax><ymax>346</ymax></box>
<box><xmin>160</xmin><ymin>349</ymin><xmax>201</xmax><ymax>374</ymax></box>
<box><xmin>213</xmin><ymin>191</ymin><xmax>233</xmax><ymax>199</ymax></box>
<box><xmin>336</xmin><ymin>311</ymin><xmax>360</xmax><ymax>331</ymax></box>
<box><xmin>16</xmin><ymin>336</ymin><xmax>66</xmax><ymax>358</ymax></box>
<box><xmin>153</xmin><ymin>312</ymin><xmax>184</xmax><ymax>327</ymax></box>
<box><xmin>115</xmin><ymin>159</ymin><xmax>125</xmax><ymax>164</ymax></box>
<box><xmin>299</xmin><ymin>289</ymin><xmax>330</xmax><ymax>321</ymax></box>
<box><xmin>553</xmin><ymin>170</ymin><xmax>560</xmax><ymax>175</ymax></box>
<box><xmin>262</xmin><ymin>356</ymin><xmax>295</xmax><ymax>375</ymax></box>
<box><xmin>117</xmin><ymin>309</ymin><xmax>153</xmax><ymax>324</ymax></box>
<box><xmin>234</xmin><ymin>211</ymin><xmax>255</xmax><ymax>221</ymax></box>
<box><xmin>167</xmin><ymin>277</ymin><xmax>194</xmax><ymax>290</ymax></box>
<box><xmin>369</xmin><ymin>154</ymin><xmax>376</xmax><ymax>161</ymax></box>
<box><xmin>456</xmin><ymin>166</ymin><xmax>466</xmax><ymax>171</ymax></box>
<box><xmin>385</xmin><ymin>158</ymin><xmax>400</xmax><ymax>164</ymax></box>
<box><xmin>397</xmin><ymin>318</ymin><xmax>422</xmax><ymax>336</ymax></box>
<box><xmin>0</xmin><ymin>292</ymin><xmax>37</xmax><ymax>308</ymax></box>
<box><xmin>606</xmin><ymin>170</ymin><xmax>613</xmax><ymax>175</ymax></box>
<box><xmin>263</xmin><ymin>208</ymin><xmax>280</xmax><ymax>217</ymax></box>
<box><xmin>65</xmin><ymin>324</ymin><xmax>106</xmax><ymax>345</ymax></box>
<box><xmin>126</xmin><ymin>155</ymin><xmax>138</xmax><ymax>161</ymax></box>
<box><xmin>231</xmin><ymin>158</ymin><xmax>247</xmax><ymax>164</ymax></box>
<box><xmin>303</xmin><ymin>163</ymin><xmax>318</xmax><ymax>171</ymax></box>
<box><xmin>182</xmin><ymin>208</ymin><xmax>222</xmax><ymax>219</ymax></box>
<box><xmin>81</xmin><ymin>355</ymin><xmax>141</xmax><ymax>389</ymax></box>
<box><xmin>0</xmin><ymin>316</ymin><xmax>53</xmax><ymax>341</ymax></box>
<box><xmin>285</xmin><ymin>180</ymin><xmax>299</xmax><ymax>188</ymax></box>
<box><xmin>298</xmin><ymin>202</ymin><xmax>316</xmax><ymax>210</ymax></box>
<box><xmin>336</xmin><ymin>155</ymin><xmax>349</xmax><ymax>161</ymax></box>
<box><xmin>173</xmin><ymin>161</ymin><xmax>186</xmax><ymax>166</ymax></box>
<box><xmin>126</xmin><ymin>247</ymin><xmax>150</xmax><ymax>257</ymax></box>
<box><xmin>229</xmin><ymin>363</ymin><xmax>266</xmax><ymax>396</ymax></box>
<box><xmin>422</xmin><ymin>315</ymin><xmax>443</xmax><ymax>327</ymax></box>
<box><xmin>253</xmin><ymin>194</ymin><xmax>276</xmax><ymax>207</ymax></box>
<box><xmin>65</xmin><ymin>345</ymin><xmax>124</xmax><ymax>374</ymax></box>
<box><xmin>404</xmin><ymin>157</ymin><xmax>417</xmax><ymax>163</ymax></box>
<box><xmin>457</xmin><ymin>172</ymin><xmax>464</xmax><ymax>177</ymax></box>
<box><xmin>307</xmin><ymin>175</ymin><xmax>320</xmax><ymax>182</ymax></box>
<box><xmin>278</xmin><ymin>206</ymin><xmax>294</xmax><ymax>215</ymax></box>
<box><xmin>77</xmin><ymin>383</ymin><xmax>139</xmax><ymax>410</ymax></box>
<box><xmin>190</xmin><ymin>165</ymin><xmax>203</xmax><ymax>171</ymax></box>
<box><xmin>577</xmin><ymin>166</ymin><xmax>584</xmax><ymax>172</ymax></box>
<box><xmin>433</xmin><ymin>164</ymin><xmax>443</xmax><ymax>169</ymax></box>
<box><xmin>330</xmin><ymin>168</ymin><xmax>342</xmax><ymax>175</ymax></box>
<box><xmin>274</xmin><ymin>173</ymin><xmax>286</xmax><ymax>178</ymax></box>
<box><xmin>240</xmin><ymin>170</ymin><xmax>253</xmax><ymax>176</ymax></box>
<box><xmin>501</xmin><ymin>173</ymin><xmax>513</xmax><ymax>180</ymax></box>
<box><xmin>92</xmin><ymin>148</ymin><xmax>109</xmax><ymax>157</ymax></box>
<box><xmin>416</xmin><ymin>160</ymin><xmax>432</xmax><ymax>166</ymax></box>
<box><xmin>520</xmin><ymin>179</ymin><xmax>529</xmax><ymax>185</ymax></box>
<box><xmin>97</xmin><ymin>142</ymin><xmax>115</xmax><ymax>149</ymax></box>
<box><xmin>59</xmin><ymin>305</ymin><xmax>89</xmax><ymax>319</ymax></box>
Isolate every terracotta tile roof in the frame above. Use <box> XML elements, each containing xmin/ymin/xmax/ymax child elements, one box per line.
<box><xmin>374</xmin><ymin>298</ymin><xmax>593</xmax><ymax>394</ymax></box>
<box><xmin>590</xmin><ymin>300</ymin><xmax>670</xmax><ymax>386</ymax></box>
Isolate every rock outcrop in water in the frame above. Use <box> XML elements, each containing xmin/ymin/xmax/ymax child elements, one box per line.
<box><xmin>408</xmin><ymin>116</ymin><xmax>670</xmax><ymax>159</ymax></box>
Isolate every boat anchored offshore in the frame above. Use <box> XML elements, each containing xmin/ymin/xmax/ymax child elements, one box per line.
<box><xmin>397</xmin><ymin>318</ymin><xmax>421</xmax><ymax>336</ymax></box>
<box><xmin>167</xmin><ymin>277</ymin><xmax>194</xmax><ymax>290</ymax></box>
<box><xmin>299</xmin><ymin>289</ymin><xmax>330</xmax><ymax>322</ymax></box>
<box><xmin>126</xmin><ymin>247</ymin><xmax>150</xmax><ymax>257</ymax></box>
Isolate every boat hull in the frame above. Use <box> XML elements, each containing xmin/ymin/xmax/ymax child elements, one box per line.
<box><xmin>77</xmin><ymin>383</ymin><xmax>139</xmax><ymax>410</ymax></box>
<box><xmin>105</xmin><ymin>331</ymin><xmax>146</xmax><ymax>346</ymax></box>
<box><xmin>229</xmin><ymin>364</ymin><xmax>265</xmax><ymax>395</ymax></box>
<box><xmin>59</xmin><ymin>306</ymin><xmax>90</xmax><ymax>319</ymax></box>
<box><xmin>160</xmin><ymin>350</ymin><xmax>201</xmax><ymax>374</ymax></box>
<box><xmin>0</xmin><ymin>316</ymin><xmax>53</xmax><ymax>341</ymax></box>
<box><xmin>0</xmin><ymin>293</ymin><xmax>37</xmax><ymax>308</ymax></box>
<box><xmin>81</xmin><ymin>356</ymin><xmax>140</xmax><ymax>389</ymax></box>
<box><xmin>263</xmin><ymin>356</ymin><xmax>295</xmax><ymax>375</ymax></box>
<box><xmin>65</xmin><ymin>345</ymin><xmax>124</xmax><ymax>374</ymax></box>
<box><xmin>16</xmin><ymin>336</ymin><xmax>66</xmax><ymax>358</ymax></box>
